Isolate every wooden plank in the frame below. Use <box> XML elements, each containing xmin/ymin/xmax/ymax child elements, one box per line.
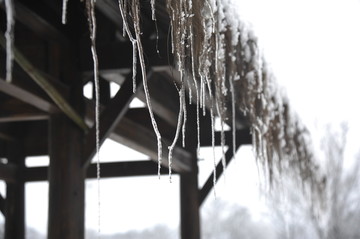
<box><xmin>0</xmin><ymin>79</ymin><xmax>59</xmax><ymax>113</ymax></box>
<box><xmin>24</xmin><ymin>161</ymin><xmax>172</xmax><ymax>182</ymax></box>
<box><xmin>82</xmin><ymin>72</ymin><xmax>144</xmax><ymax>168</ymax></box>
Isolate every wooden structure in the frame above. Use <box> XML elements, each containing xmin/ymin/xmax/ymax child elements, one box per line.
<box><xmin>0</xmin><ymin>1</ymin><xmax>253</xmax><ymax>238</ymax></box>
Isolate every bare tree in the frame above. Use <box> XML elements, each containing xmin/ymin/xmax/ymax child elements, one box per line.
<box><xmin>268</xmin><ymin>123</ymin><xmax>360</xmax><ymax>239</ymax></box>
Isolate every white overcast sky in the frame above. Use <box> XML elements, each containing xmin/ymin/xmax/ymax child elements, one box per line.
<box><xmin>1</xmin><ymin>0</ymin><xmax>360</xmax><ymax>236</ymax></box>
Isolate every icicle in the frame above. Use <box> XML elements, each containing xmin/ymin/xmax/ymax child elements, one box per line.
<box><xmin>132</xmin><ymin>0</ymin><xmax>163</xmax><ymax>177</ymax></box>
<box><xmin>216</xmin><ymin>102</ymin><xmax>226</xmax><ymax>180</ymax></box>
<box><xmin>122</xmin><ymin>0</ymin><xmax>127</xmax><ymax>37</ymax></box>
<box><xmin>204</xmin><ymin>75</ymin><xmax>217</xmax><ymax>197</ymax></box>
<box><xmin>188</xmin><ymin>6</ymin><xmax>200</xmax><ymax>155</ymax></box>
<box><xmin>150</xmin><ymin>0</ymin><xmax>156</xmax><ymax>21</ymax></box>
<box><xmin>188</xmin><ymin>80</ymin><xmax>192</xmax><ymax>104</ymax></box>
<box><xmin>182</xmin><ymin>96</ymin><xmax>187</xmax><ymax>148</ymax></box>
<box><xmin>230</xmin><ymin>76</ymin><xmax>236</xmax><ymax>159</ymax></box>
<box><xmin>131</xmin><ymin>41</ymin><xmax>137</xmax><ymax>93</ymax></box>
<box><xmin>202</xmin><ymin>79</ymin><xmax>206</xmax><ymax>116</ymax></box>
<box><xmin>117</xmin><ymin>0</ymin><xmax>138</xmax><ymax>93</ymax></box>
<box><xmin>61</xmin><ymin>0</ymin><xmax>69</xmax><ymax>24</ymax></box>
<box><xmin>210</xmin><ymin>106</ymin><xmax>216</xmax><ymax>198</ymax></box>
<box><xmin>169</xmin><ymin>85</ymin><xmax>185</xmax><ymax>182</ymax></box>
<box><xmin>85</xmin><ymin>0</ymin><xmax>101</xmax><ymax>236</ymax></box>
<box><xmin>4</xmin><ymin>0</ymin><xmax>15</xmax><ymax>83</ymax></box>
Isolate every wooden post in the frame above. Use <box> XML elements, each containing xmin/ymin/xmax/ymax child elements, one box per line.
<box><xmin>47</xmin><ymin>1</ymin><xmax>86</xmax><ymax>237</ymax></box>
<box><xmin>4</xmin><ymin>144</ymin><xmax>25</xmax><ymax>239</ymax></box>
<box><xmin>47</xmin><ymin>115</ymin><xmax>85</xmax><ymax>239</ymax></box>
<box><xmin>180</xmin><ymin>105</ymin><xmax>200</xmax><ymax>239</ymax></box>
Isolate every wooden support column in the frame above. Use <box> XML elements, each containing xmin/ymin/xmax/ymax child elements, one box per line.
<box><xmin>48</xmin><ymin>115</ymin><xmax>85</xmax><ymax>239</ymax></box>
<box><xmin>4</xmin><ymin>144</ymin><xmax>25</xmax><ymax>239</ymax></box>
<box><xmin>47</xmin><ymin>0</ymin><xmax>86</xmax><ymax>237</ymax></box>
<box><xmin>180</xmin><ymin>105</ymin><xmax>200</xmax><ymax>239</ymax></box>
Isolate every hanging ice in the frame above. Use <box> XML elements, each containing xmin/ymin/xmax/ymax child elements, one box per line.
<box><xmin>4</xmin><ymin>0</ymin><xmax>15</xmax><ymax>83</ymax></box>
<box><xmin>85</xmin><ymin>0</ymin><xmax>101</xmax><ymax>235</ymax></box>
<box><xmin>61</xmin><ymin>0</ymin><xmax>69</xmax><ymax>24</ymax></box>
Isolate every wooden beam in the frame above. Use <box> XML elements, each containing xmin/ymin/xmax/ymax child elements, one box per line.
<box><xmin>200</xmin><ymin>129</ymin><xmax>252</xmax><ymax>147</ymax></box>
<box><xmin>82</xmin><ymin>72</ymin><xmax>144</xmax><ymax>168</ymax></box>
<box><xmin>24</xmin><ymin>161</ymin><xmax>172</xmax><ymax>182</ymax></box>
<box><xmin>0</xmin><ymin>97</ymin><xmax>49</xmax><ymax>123</ymax></box>
<box><xmin>87</xmin><ymin>160</ymin><xmax>172</xmax><ymax>178</ymax></box>
<box><xmin>0</xmin><ymin>163</ymin><xmax>17</xmax><ymax>183</ymax></box>
<box><xmin>83</xmin><ymin>93</ymin><xmax>193</xmax><ymax>172</ymax></box>
<box><xmin>0</xmin><ymin>79</ymin><xmax>59</xmax><ymax>113</ymax></box>
<box><xmin>110</xmin><ymin>115</ymin><xmax>193</xmax><ymax>173</ymax></box>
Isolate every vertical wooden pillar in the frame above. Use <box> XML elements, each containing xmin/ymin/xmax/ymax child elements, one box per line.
<box><xmin>5</xmin><ymin>144</ymin><xmax>25</xmax><ymax>239</ymax></box>
<box><xmin>47</xmin><ymin>115</ymin><xmax>85</xmax><ymax>239</ymax></box>
<box><xmin>47</xmin><ymin>1</ymin><xmax>86</xmax><ymax>237</ymax></box>
<box><xmin>180</xmin><ymin>105</ymin><xmax>200</xmax><ymax>239</ymax></box>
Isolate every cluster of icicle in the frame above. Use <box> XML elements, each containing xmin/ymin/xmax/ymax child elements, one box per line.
<box><xmin>165</xmin><ymin>0</ymin><xmax>325</xmax><ymax>199</ymax></box>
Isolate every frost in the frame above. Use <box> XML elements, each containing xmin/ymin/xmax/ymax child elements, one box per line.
<box><xmin>4</xmin><ymin>0</ymin><xmax>15</xmax><ymax>83</ymax></box>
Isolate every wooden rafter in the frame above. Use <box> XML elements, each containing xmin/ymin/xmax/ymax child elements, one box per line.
<box><xmin>0</xmin><ymin>78</ymin><xmax>59</xmax><ymax>113</ymax></box>
<box><xmin>0</xmin><ymin>35</ymin><xmax>88</xmax><ymax>131</ymax></box>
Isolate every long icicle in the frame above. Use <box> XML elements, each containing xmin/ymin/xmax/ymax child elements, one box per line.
<box><xmin>182</xmin><ymin>94</ymin><xmax>187</xmax><ymax>148</ymax></box>
<box><xmin>61</xmin><ymin>0</ymin><xmax>69</xmax><ymax>24</ymax></box>
<box><xmin>230</xmin><ymin>76</ymin><xmax>236</xmax><ymax>159</ymax></box>
<box><xmin>4</xmin><ymin>0</ymin><xmax>15</xmax><ymax>83</ymax></box>
<box><xmin>132</xmin><ymin>0</ymin><xmax>163</xmax><ymax>177</ymax></box>
<box><xmin>85</xmin><ymin>0</ymin><xmax>101</xmax><ymax>236</ymax></box>
<box><xmin>117</xmin><ymin>0</ymin><xmax>138</xmax><ymax>93</ymax></box>
<box><xmin>204</xmin><ymin>75</ymin><xmax>217</xmax><ymax>197</ymax></box>
<box><xmin>189</xmin><ymin>0</ymin><xmax>200</xmax><ymax>156</ymax></box>
<box><xmin>168</xmin><ymin>85</ymin><xmax>185</xmax><ymax>182</ymax></box>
